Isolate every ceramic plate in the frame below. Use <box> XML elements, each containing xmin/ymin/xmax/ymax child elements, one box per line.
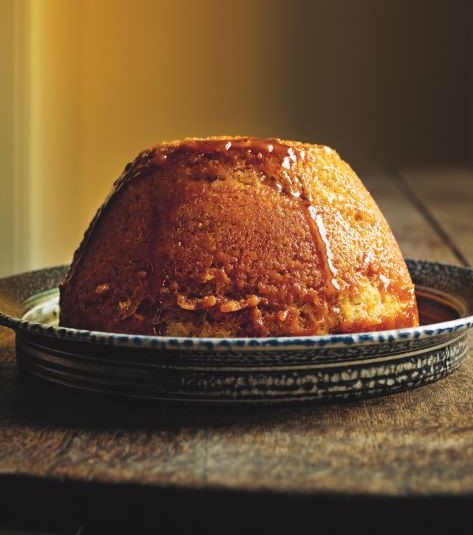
<box><xmin>0</xmin><ymin>260</ymin><xmax>472</xmax><ymax>404</ymax></box>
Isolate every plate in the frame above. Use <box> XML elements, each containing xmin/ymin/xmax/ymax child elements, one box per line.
<box><xmin>0</xmin><ymin>260</ymin><xmax>472</xmax><ymax>404</ymax></box>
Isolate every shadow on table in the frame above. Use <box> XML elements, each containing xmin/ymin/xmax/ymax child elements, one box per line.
<box><xmin>6</xmin><ymin>352</ymin><xmax>465</xmax><ymax>433</ymax></box>
<box><xmin>1</xmin><ymin>476</ymin><xmax>472</xmax><ymax>535</ymax></box>
<box><xmin>9</xmin><ymin>367</ymin><xmax>350</xmax><ymax>431</ymax></box>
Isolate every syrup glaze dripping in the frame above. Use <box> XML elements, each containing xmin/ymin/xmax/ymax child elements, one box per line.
<box><xmin>306</xmin><ymin>206</ymin><xmax>340</xmax><ymax>293</ymax></box>
<box><xmin>146</xmin><ymin>138</ymin><xmax>343</xmax><ymax>333</ymax></box>
<box><xmin>61</xmin><ymin>138</ymin><xmax>342</xmax><ymax>333</ymax></box>
<box><xmin>246</xmin><ymin>139</ymin><xmax>342</xmax><ymax>303</ymax></box>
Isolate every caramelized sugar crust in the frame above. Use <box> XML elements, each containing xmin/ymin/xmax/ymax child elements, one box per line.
<box><xmin>59</xmin><ymin>137</ymin><xmax>419</xmax><ymax>337</ymax></box>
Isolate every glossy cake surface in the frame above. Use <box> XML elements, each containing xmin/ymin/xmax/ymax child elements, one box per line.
<box><xmin>59</xmin><ymin>137</ymin><xmax>418</xmax><ymax>337</ymax></box>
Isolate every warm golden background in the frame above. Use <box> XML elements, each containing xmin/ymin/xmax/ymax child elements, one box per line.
<box><xmin>1</xmin><ymin>0</ymin><xmax>472</xmax><ymax>276</ymax></box>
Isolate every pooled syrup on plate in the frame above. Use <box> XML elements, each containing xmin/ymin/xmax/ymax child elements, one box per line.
<box><xmin>415</xmin><ymin>288</ymin><xmax>461</xmax><ymax>325</ymax></box>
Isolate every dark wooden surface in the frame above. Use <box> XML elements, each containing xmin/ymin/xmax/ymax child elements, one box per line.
<box><xmin>0</xmin><ymin>167</ymin><xmax>472</xmax><ymax>533</ymax></box>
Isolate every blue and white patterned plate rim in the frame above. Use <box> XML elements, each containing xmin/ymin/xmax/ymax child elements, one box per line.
<box><xmin>0</xmin><ymin>259</ymin><xmax>472</xmax><ymax>351</ymax></box>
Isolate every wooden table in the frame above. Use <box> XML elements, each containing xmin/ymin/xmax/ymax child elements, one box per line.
<box><xmin>1</xmin><ymin>167</ymin><xmax>472</xmax><ymax>534</ymax></box>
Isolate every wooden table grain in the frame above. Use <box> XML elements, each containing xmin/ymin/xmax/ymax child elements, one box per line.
<box><xmin>0</xmin><ymin>167</ymin><xmax>472</xmax><ymax>534</ymax></box>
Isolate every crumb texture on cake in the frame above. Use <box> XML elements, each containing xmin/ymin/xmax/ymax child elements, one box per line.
<box><xmin>59</xmin><ymin>136</ymin><xmax>419</xmax><ymax>337</ymax></box>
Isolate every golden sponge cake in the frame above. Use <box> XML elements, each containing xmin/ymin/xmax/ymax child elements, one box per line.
<box><xmin>59</xmin><ymin>137</ymin><xmax>419</xmax><ymax>337</ymax></box>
